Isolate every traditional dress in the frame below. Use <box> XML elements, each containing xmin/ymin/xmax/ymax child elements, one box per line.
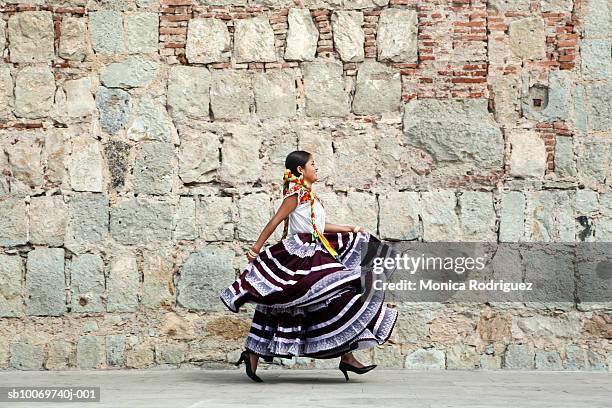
<box><xmin>219</xmin><ymin>181</ymin><xmax>398</xmax><ymax>362</ymax></box>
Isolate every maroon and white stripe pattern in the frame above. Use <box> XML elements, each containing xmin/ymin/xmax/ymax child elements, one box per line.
<box><xmin>220</xmin><ymin>231</ymin><xmax>398</xmax><ymax>359</ymax></box>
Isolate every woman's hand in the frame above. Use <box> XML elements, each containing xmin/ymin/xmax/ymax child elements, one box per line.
<box><xmin>246</xmin><ymin>246</ymin><xmax>260</xmax><ymax>263</ymax></box>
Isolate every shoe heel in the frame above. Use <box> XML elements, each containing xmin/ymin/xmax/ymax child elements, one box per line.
<box><xmin>234</xmin><ymin>353</ymin><xmax>244</xmax><ymax>367</ymax></box>
<box><xmin>340</xmin><ymin>368</ymin><xmax>349</xmax><ymax>381</ymax></box>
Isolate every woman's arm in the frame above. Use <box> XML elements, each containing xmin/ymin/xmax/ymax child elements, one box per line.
<box><xmin>324</xmin><ymin>222</ymin><xmax>355</xmax><ymax>233</ymax></box>
<box><xmin>250</xmin><ymin>194</ymin><xmax>298</xmax><ymax>254</ymax></box>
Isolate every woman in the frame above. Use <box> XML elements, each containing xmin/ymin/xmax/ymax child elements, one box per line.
<box><xmin>219</xmin><ymin>150</ymin><xmax>398</xmax><ymax>382</ymax></box>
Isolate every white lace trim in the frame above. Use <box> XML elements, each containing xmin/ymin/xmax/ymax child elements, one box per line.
<box><xmin>282</xmin><ymin>234</ymin><xmax>327</xmax><ymax>258</ymax></box>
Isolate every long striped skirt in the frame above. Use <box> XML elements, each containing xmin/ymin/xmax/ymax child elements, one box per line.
<box><xmin>219</xmin><ymin>230</ymin><xmax>398</xmax><ymax>362</ymax></box>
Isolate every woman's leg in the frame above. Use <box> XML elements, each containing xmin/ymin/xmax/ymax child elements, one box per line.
<box><xmin>249</xmin><ymin>352</ymin><xmax>259</xmax><ymax>372</ymax></box>
<box><xmin>340</xmin><ymin>352</ymin><xmax>365</xmax><ymax>368</ymax></box>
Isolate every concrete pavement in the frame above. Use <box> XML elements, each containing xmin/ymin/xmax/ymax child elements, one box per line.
<box><xmin>0</xmin><ymin>366</ymin><xmax>610</xmax><ymax>408</ymax></box>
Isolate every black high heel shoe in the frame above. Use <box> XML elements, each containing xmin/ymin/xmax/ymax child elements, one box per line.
<box><xmin>338</xmin><ymin>360</ymin><xmax>377</xmax><ymax>381</ymax></box>
<box><xmin>234</xmin><ymin>350</ymin><xmax>263</xmax><ymax>383</ymax></box>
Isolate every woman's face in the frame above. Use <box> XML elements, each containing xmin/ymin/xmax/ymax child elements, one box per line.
<box><xmin>298</xmin><ymin>156</ymin><xmax>318</xmax><ymax>184</ymax></box>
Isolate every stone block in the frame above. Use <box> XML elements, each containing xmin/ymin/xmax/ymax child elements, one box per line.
<box><xmin>583</xmin><ymin>0</ymin><xmax>611</xmax><ymax>39</ymax></box>
<box><xmin>186</xmin><ymin>18</ymin><xmax>230</xmax><ymax>63</ymax></box>
<box><xmin>25</xmin><ymin>248</ymin><xmax>66</xmax><ymax>316</ymax></box>
<box><xmin>173</xmin><ymin>197</ymin><xmax>197</xmax><ymax>241</ymax></box>
<box><xmin>5</xmin><ymin>131</ymin><xmax>44</xmax><ymax>188</ymax></box>
<box><xmin>167</xmin><ymin>66</ymin><xmax>211</xmax><ymax>120</ymax></box>
<box><xmin>155</xmin><ymin>343</ymin><xmax>187</xmax><ymax>364</ymax></box>
<box><xmin>106</xmin><ymin>334</ymin><xmax>126</xmax><ymax>366</ymax></box>
<box><xmin>128</xmin><ymin>94</ymin><xmax>179</xmax><ymax>143</ymax></box>
<box><xmin>581</xmin><ymin>39</ymin><xmax>611</xmax><ymax>80</ymax></box>
<box><xmin>0</xmin><ymin>254</ymin><xmax>24</xmax><ymax>317</ymax></box>
<box><xmin>331</xmin><ymin>11</ymin><xmax>364</xmax><ymax>62</ymax></box>
<box><xmin>508</xmin><ymin>130</ymin><xmax>547</xmax><ymax>178</ymax></box>
<box><xmin>238</xmin><ymin>193</ymin><xmax>273</xmax><ymax>241</ymax></box>
<box><xmin>107</xmin><ymin>254</ymin><xmax>139</xmax><ymax>312</ymax></box>
<box><xmin>302</xmin><ymin>59</ymin><xmax>349</xmax><ymax>117</ymax></box>
<box><xmin>197</xmin><ymin>196</ymin><xmax>237</xmax><ymax>241</ymax></box>
<box><xmin>332</xmin><ymin>132</ymin><xmax>377</xmax><ymax>190</ymax></box>
<box><xmin>504</xmin><ymin>344</ymin><xmax>535</xmax><ymax>369</ymax></box>
<box><xmin>0</xmin><ymin>197</ymin><xmax>28</xmax><ymax>246</ymax></box>
<box><xmin>0</xmin><ymin>67</ymin><xmax>12</xmax><ymax>121</ymax></box>
<box><xmin>421</xmin><ymin>191</ymin><xmax>460</xmax><ymax>241</ymax></box>
<box><xmin>96</xmin><ymin>87</ymin><xmax>132</xmax><ymax>134</ymax></box>
<box><xmin>577</xmin><ymin>137</ymin><xmax>609</xmax><ymax>185</ymax></box>
<box><xmin>88</xmin><ymin>10</ymin><xmax>125</xmax><ymax>54</ymax></box>
<box><xmin>70</xmin><ymin>254</ymin><xmax>106</xmax><ymax>313</ymax></box>
<box><xmin>100</xmin><ymin>57</ymin><xmax>159</xmax><ymax>88</ymax></box>
<box><xmin>499</xmin><ymin>191</ymin><xmax>525</xmax><ymax>242</ymax></box>
<box><xmin>59</xmin><ymin>16</ymin><xmax>89</xmax><ymax>61</ymax></box>
<box><xmin>522</xmin><ymin>70</ymin><xmax>573</xmax><ymax>123</ymax></box>
<box><xmin>178</xmin><ymin>130</ymin><xmax>220</xmax><ymax>184</ymax></box>
<box><xmin>142</xmin><ymin>248</ymin><xmax>174</xmax><ymax>309</ymax></box>
<box><xmin>446</xmin><ymin>344</ymin><xmax>480</xmax><ymax>370</ymax></box>
<box><xmin>352</xmin><ymin>61</ymin><xmax>401</xmax><ymax>115</ymax></box>
<box><xmin>376</xmin><ymin>8</ymin><xmax>417</xmax><ymax>63</ymax></box>
<box><xmin>459</xmin><ymin>191</ymin><xmax>496</xmax><ymax>241</ymax></box>
<box><xmin>65</xmin><ymin>193</ymin><xmax>109</xmax><ymax>254</ymax></box>
<box><xmin>524</xmin><ymin>190</ymin><xmax>574</xmax><ymax>242</ymax></box>
<box><xmin>508</xmin><ymin>17</ymin><xmax>546</xmax><ymax>60</ymax></box>
<box><xmin>133</xmin><ymin>142</ymin><xmax>175</xmax><ymax>195</ymax></box>
<box><xmin>14</xmin><ymin>66</ymin><xmax>55</xmax><ymax>119</ymax></box>
<box><xmin>126</xmin><ymin>12</ymin><xmax>158</xmax><ymax>53</ymax></box>
<box><xmin>10</xmin><ymin>342</ymin><xmax>44</xmax><ymax>370</ymax></box>
<box><xmin>8</xmin><ymin>11</ymin><xmax>54</xmax><ymax>62</ymax></box>
<box><xmin>45</xmin><ymin>340</ymin><xmax>74</xmax><ymax>370</ymax></box>
<box><xmin>566</xmin><ymin>345</ymin><xmax>607</xmax><ymax>370</ymax></box>
<box><xmin>177</xmin><ymin>248</ymin><xmax>235</xmax><ymax>311</ymax></box>
<box><xmin>405</xmin><ymin>348</ymin><xmax>445</xmax><ymax>369</ymax></box>
<box><xmin>554</xmin><ymin>137</ymin><xmax>577</xmax><ymax>177</ymax></box>
<box><xmin>253</xmin><ymin>70</ymin><xmax>297</xmax><ymax>118</ymax></box>
<box><xmin>233</xmin><ymin>15</ymin><xmax>276</xmax><ymax>63</ymax></box>
<box><xmin>585</xmin><ymin>83</ymin><xmax>612</xmax><ymax>132</ymax></box>
<box><xmin>284</xmin><ymin>8</ymin><xmax>318</xmax><ymax>61</ymax></box>
<box><xmin>60</xmin><ymin>77</ymin><xmax>96</xmax><ymax>119</ymax></box>
<box><xmin>110</xmin><ymin>198</ymin><xmax>175</xmax><ymax>245</ymax></box>
<box><xmin>29</xmin><ymin>195</ymin><xmax>67</xmax><ymax>246</ymax></box>
<box><xmin>402</xmin><ymin>99</ymin><xmax>504</xmax><ymax>169</ymax></box>
<box><xmin>69</xmin><ymin>135</ymin><xmax>104</xmax><ymax>192</ymax></box>
<box><xmin>219</xmin><ymin>125</ymin><xmax>262</xmax><ymax>183</ymax></box>
<box><xmin>125</xmin><ymin>342</ymin><xmax>154</xmax><ymax>368</ymax></box>
<box><xmin>210</xmin><ymin>70</ymin><xmax>253</xmax><ymax>119</ymax></box>
<box><xmin>76</xmin><ymin>336</ymin><xmax>103</xmax><ymax>369</ymax></box>
<box><xmin>575</xmin><ymin>189</ymin><xmax>599</xmax><ymax>214</ymax></box>
<box><xmin>379</xmin><ymin>191</ymin><xmax>420</xmax><ymax>240</ymax></box>
<box><xmin>535</xmin><ymin>350</ymin><xmax>564</xmax><ymax>370</ymax></box>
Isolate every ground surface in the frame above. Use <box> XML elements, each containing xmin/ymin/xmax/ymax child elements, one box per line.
<box><xmin>0</xmin><ymin>367</ymin><xmax>610</xmax><ymax>408</ymax></box>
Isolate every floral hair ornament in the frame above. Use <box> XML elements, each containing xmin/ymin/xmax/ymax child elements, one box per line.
<box><xmin>281</xmin><ymin>168</ymin><xmax>339</xmax><ymax>260</ymax></box>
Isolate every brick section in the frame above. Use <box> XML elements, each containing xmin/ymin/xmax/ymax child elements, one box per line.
<box><xmin>159</xmin><ymin>0</ymin><xmax>194</xmax><ymax>64</ymax></box>
<box><xmin>363</xmin><ymin>9</ymin><xmax>380</xmax><ymax>59</ymax></box>
<box><xmin>537</xmin><ymin>121</ymin><xmax>574</xmax><ymax>175</ymax></box>
<box><xmin>312</xmin><ymin>9</ymin><xmax>333</xmax><ymax>59</ymax></box>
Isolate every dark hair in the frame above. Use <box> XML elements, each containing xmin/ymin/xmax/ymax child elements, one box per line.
<box><xmin>284</xmin><ymin>150</ymin><xmax>311</xmax><ymax>177</ymax></box>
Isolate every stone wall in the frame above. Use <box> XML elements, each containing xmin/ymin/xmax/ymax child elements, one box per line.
<box><xmin>0</xmin><ymin>0</ymin><xmax>610</xmax><ymax>371</ymax></box>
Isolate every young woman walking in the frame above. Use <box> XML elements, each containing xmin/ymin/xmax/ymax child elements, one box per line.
<box><xmin>219</xmin><ymin>150</ymin><xmax>398</xmax><ymax>382</ymax></box>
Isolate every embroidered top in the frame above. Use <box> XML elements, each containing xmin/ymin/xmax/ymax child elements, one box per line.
<box><xmin>281</xmin><ymin>168</ymin><xmax>339</xmax><ymax>260</ymax></box>
<box><xmin>283</xmin><ymin>183</ymin><xmax>326</xmax><ymax>236</ymax></box>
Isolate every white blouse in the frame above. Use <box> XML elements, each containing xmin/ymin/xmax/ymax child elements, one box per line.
<box><xmin>284</xmin><ymin>185</ymin><xmax>326</xmax><ymax>236</ymax></box>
